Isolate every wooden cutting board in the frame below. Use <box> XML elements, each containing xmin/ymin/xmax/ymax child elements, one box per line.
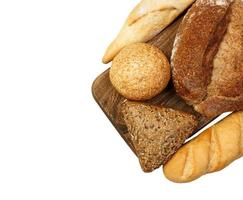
<box><xmin>92</xmin><ymin>14</ymin><xmax>212</xmax><ymax>155</ymax></box>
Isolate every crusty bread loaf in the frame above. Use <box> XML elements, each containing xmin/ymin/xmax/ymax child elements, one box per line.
<box><xmin>172</xmin><ymin>0</ymin><xmax>231</xmax><ymax>105</ymax></box>
<box><xmin>110</xmin><ymin>43</ymin><xmax>171</xmax><ymax>101</ymax></box>
<box><xmin>194</xmin><ymin>0</ymin><xmax>243</xmax><ymax>117</ymax></box>
<box><xmin>102</xmin><ymin>0</ymin><xmax>195</xmax><ymax>64</ymax></box>
<box><xmin>163</xmin><ymin>111</ymin><xmax>243</xmax><ymax>183</ymax></box>
<box><xmin>121</xmin><ymin>101</ymin><xmax>198</xmax><ymax>172</ymax></box>
<box><xmin>171</xmin><ymin>0</ymin><xmax>243</xmax><ymax>118</ymax></box>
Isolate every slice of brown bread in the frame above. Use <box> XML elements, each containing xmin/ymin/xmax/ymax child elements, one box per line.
<box><xmin>121</xmin><ymin>101</ymin><xmax>198</xmax><ymax>172</ymax></box>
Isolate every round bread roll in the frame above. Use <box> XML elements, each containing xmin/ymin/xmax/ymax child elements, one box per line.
<box><xmin>109</xmin><ymin>43</ymin><xmax>170</xmax><ymax>101</ymax></box>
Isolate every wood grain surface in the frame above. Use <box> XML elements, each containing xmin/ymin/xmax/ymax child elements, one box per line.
<box><xmin>92</xmin><ymin>14</ymin><xmax>212</xmax><ymax>155</ymax></box>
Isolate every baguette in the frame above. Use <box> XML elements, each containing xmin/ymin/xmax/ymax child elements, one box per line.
<box><xmin>102</xmin><ymin>0</ymin><xmax>195</xmax><ymax>64</ymax></box>
<box><xmin>163</xmin><ymin>111</ymin><xmax>243</xmax><ymax>183</ymax></box>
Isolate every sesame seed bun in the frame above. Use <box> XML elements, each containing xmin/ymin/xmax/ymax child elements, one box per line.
<box><xmin>110</xmin><ymin>43</ymin><xmax>171</xmax><ymax>101</ymax></box>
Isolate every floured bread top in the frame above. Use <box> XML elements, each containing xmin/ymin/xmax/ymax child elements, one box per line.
<box><xmin>193</xmin><ymin>0</ymin><xmax>243</xmax><ymax>117</ymax></box>
<box><xmin>171</xmin><ymin>0</ymin><xmax>231</xmax><ymax>68</ymax></box>
<box><xmin>197</xmin><ymin>0</ymin><xmax>232</xmax><ymax>5</ymax></box>
<box><xmin>171</xmin><ymin>0</ymin><xmax>243</xmax><ymax>118</ymax></box>
<box><xmin>171</xmin><ymin>0</ymin><xmax>232</xmax><ymax>64</ymax></box>
<box><xmin>207</xmin><ymin>0</ymin><xmax>243</xmax><ymax>97</ymax></box>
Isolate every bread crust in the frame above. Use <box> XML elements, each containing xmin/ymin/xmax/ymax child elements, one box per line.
<box><xmin>195</xmin><ymin>0</ymin><xmax>243</xmax><ymax>117</ymax></box>
<box><xmin>102</xmin><ymin>0</ymin><xmax>195</xmax><ymax>64</ymax></box>
<box><xmin>172</xmin><ymin>0</ymin><xmax>231</xmax><ymax>105</ymax></box>
<box><xmin>109</xmin><ymin>43</ymin><xmax>171</xmax><ymax>101</ymax></box>
<box><xmin>172</xmin><ymin>0</ymin><xmax>243</xmax><ymax>118</ymax></box>
<box><xmin>163</xmin><ymin>111</ymin><xmax>243</xmax><ymax>183</ymax></box>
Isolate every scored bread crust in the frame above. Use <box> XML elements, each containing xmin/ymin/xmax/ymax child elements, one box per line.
<box><xmin>172</xmin><ymin>0</ymin><xmax>243</xmax><ymax>118</ymax></box>
<box><xmin>102</xmin><ymin>0</ymin><xmax>195</xmax><ymax>64</ymax></box>
<box><xmin>195</xmin><ymin>0</ymin><xmax>243</xmax><ymax>117</ymax></box>
<box><xmin>172</xmin><ymin>0</ymin><xmax>231</xmax><ymax>105</ymax></box>
<box><xmin>163</xmin><ymin>111</ymin><xmax>243</xmax><ymax>183</ymax></box>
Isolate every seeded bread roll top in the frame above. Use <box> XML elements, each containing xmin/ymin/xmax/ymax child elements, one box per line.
<box><xmin>110</xmin><ymin>43</ymin><xmax>171</xmax><ymax>101</ymax></box>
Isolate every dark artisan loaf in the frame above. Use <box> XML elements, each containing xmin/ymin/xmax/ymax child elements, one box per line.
<box><xmin>171</xmin><ymin>0</ymin><xmax>243</xmax><ymax>118</ymax></box>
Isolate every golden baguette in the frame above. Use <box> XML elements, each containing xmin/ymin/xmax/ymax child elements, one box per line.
<box><xmin>102</xmin><ymin>0</ymin><xmax>195</xmax><ymax>64</ymax></box>
<box><xmin>163</xmin><ymin>111</ymin><xmax>243</xmax><ymax>183</ymax></box>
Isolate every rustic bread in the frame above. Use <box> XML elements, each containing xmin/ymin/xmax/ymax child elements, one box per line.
<box><xmin>121</xmin><ymin>101</ymin><xmax>198</xmax><ymax>172</ymax></box>
<box><xmin>195</xmin><ymin>0</ymin><xmax>243</xmax><ymax>117</ymax></box>
<box><xmin>163</xmin><ymin>111</ymin><xmax>243</xmax><ymax>183</ymax></box>
<box><xmin>110</xmin><ymin>43</ymin><xmax>171</xmax><ymax>101</ymax></box>
<box><xmin>171</xmin><ymin>0</ymin><xmax>243</xmax><ymax>118</ymax></box>
<box><xmin>102</xmin><ymin>0</ymin><xmax>195</xmax><ymax>64</ymax></box>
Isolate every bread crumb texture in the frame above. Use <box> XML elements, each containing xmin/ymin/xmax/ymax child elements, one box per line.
<box><xmin>121</xmin><ymin>101</ymin><xmax>198</xmax><ymax>172</ymax></box>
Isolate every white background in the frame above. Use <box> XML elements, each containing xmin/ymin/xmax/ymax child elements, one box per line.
<box><xmin>0</xmin><ymin>0</ymin><xmax>242</xmax><ymax>199</ymax></box>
